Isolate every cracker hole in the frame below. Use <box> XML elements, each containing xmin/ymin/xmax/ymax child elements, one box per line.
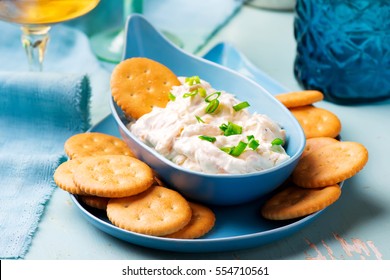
<box><xmin>96</xmin><ymin>176</ymin><xmax>105</xmax><ymax>182</ymax></box>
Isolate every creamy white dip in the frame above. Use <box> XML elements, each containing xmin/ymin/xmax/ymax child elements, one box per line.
<box><xmin>129</xmin><ymin>77</ymin><xmax>290</xmax><ymax>174</ymax></box>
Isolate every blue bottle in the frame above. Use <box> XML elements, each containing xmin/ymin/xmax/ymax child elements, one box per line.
<box><xmin>294</xmin><ymin>0</ymin><xmax>390</xmax><ymax>104</ymax></box>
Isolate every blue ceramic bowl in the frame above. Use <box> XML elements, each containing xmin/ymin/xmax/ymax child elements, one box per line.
<box><xmin>110</xmin><ymin>15</ymin><xmax>305</xmax><ymax>205</ymax></box>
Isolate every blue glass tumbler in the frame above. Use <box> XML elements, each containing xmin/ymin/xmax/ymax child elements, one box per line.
<box><xmin>294</xmin><ymin>0</ymin><xmax>390</xmax><ymax>104</ymax></box>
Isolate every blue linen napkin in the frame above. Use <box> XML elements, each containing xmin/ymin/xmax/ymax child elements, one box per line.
<box><xmin>0</xmin><ymin>22</ymin><xmax>108</xmax><ymax>259</ymax></box>
<box><xmin>0</xmin><ymin>73</ymin><xmax>91</xmax><ymax>259</ymax></box>
<box><xmin>0</xmin><ymin>21</ymin><xmax>111</xmax><ymax>124</ymax></box>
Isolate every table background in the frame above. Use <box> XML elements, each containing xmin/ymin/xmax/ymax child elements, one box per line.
<box><xmin>25</xmin><ymin>5</ymin><xmax>390</xmax><ymax>260</ymax></box>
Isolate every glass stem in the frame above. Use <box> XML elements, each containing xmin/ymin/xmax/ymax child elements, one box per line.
<box><xmin>20</xmin><ymin>25</ymin><xmax>51</xmax><ymax>71</ymax></box>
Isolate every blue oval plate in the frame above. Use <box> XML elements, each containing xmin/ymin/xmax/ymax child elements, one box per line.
<box><xmin>71</xmin><ymin>114</ymin><xmax>326</xmax><ymax>253</ymax></box>
<box><xmin>70</xmin><ymin>30</ymin><xmax>334</xmax><ymax>253</ymax></box>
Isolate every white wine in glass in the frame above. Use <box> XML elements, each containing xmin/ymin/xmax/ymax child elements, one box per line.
<box><xmin>0</xmin><ymin>0</ymin><xmax>100</xmax><ymax>71</ymax></box>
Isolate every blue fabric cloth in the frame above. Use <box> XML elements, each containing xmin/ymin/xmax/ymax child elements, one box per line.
<box><xmin>0</xmin><ymin>21</ymin><xmax>112</xmax><ymax>124</ymax></box>
<box><xmin>0</xmin><ymin>73</ymin><xmax>91</xmax><ymax>259</ymax></box>
<box><xmin>0</xmin><ymin>23</ymin><xmax>106</xmax><ymax>259</ymax></box>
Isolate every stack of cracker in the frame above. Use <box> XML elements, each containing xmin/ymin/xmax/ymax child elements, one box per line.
<box><xmin>54</xmin><ymin>132</ymin><xmax>215</xmax><ymax>239</ymax></box>
<box><xmin>260</xmin><ymin>91</ymin><xmax>369</xmax><ymax>220</ymax></box>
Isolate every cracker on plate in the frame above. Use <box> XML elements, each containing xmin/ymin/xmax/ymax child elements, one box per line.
<box><xmin>261</xmin><ymin>183</ymin><xmax>341</xmax><ymax>220</ymax></box>
<box><xmin>275</xmin><ymin>90</ymin><xmax>324</xmax><ymax>108</ymax></box>
<box><xmin>292</xmin><ymin>141</ymin><xmax>369</xmax><ymax>188</ymax></box>
<box><xmin>290</xmin><ymin>105</ymin><xmax>342</xmax><ymax>139</ymax></box>
<box><xmin>164</xmin><ymin>202</ymin><xmax>216</xmax><ymax>239</ymax></box>
<box><xmin>73</xmin><ymin>155</ymin><xmax>154</xmax><ymax>198</ymax></box>
<box><xmin>107</xmin><ymin>186</ymin><xmax>192</xmax><ymax>236</ymax></box>
<box><xmin>64</xmin><ymin>132</ymin><xmax>135</xmax><ymax>159</ymax></box>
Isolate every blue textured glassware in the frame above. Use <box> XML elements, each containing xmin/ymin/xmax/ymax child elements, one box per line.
<box><xmin>294</xmin><ymin>0</ymin><xmax>390</xmax><ymax>104</ymax></box>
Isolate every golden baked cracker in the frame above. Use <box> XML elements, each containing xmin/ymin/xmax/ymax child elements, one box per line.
<box><xmin>73</xmin><ymin>155</ymin><xmax>154</xmax><ymax>198</ymax></box>
<box><xmin>290</xmin><ymin>105</ymin><xmax>342</xmax><ymax>138</ymax></box>
<box><xmin>301</xmin><ymin>137</ymin><xmax>339</xmax><ymax>157</ymax></box>
<box><xmin>275</xmin><ymin>90</ymin><xmax>324</xmax><ymax>108</ymax></box>
<box><xmin>80</xmin><ymin>195</ymin><xmax>109</xmax><ymax>210</ymax></box>
<box><xmin>53</xmin><ymin>157</ymin><xmax>89</xmax><ymax>195</ymax></box>
<box><xmin>64</xmin><ymin>132</ymin><xmax>135</xmax><ymax>159</ymax></box>
<box><xmin>292</xmin><ymin>141</ymin><xmax>368</xmax><ymax>188</ymax></box>
<box><xmin>107</xmin><ymin>186</ymin><xmax>192</xmax><ymax>236</ymax></box>
<box><xmin>261</xmin><ymin>184</ymin><xmax>341</xmax><ymax>220</ymax></box>
<box><xmin>110</xmin><ymin>57</ymin><xmax>181</xmax><ymax>119</ymax></box>
<box><xmin>164</xmin><ymin>202</ymin><xmax>216</xmax><ymax>239</ymax></box>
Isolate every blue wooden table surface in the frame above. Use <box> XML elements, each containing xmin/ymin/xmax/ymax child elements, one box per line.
<box><xmin>25</xmin><ymin>5</ymin><xmax>390</xmax><ymax>260</ymax></box>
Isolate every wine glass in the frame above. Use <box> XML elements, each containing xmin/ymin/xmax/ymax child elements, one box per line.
<box><xmin>0</xmin><ymin>0</ymin><xmax>100</xmax><ymax>71</ymax></box>
<box><xmin>90</xmin><ymin>0</ymin><xmax>183</xmax><ymax>63</ymax></box>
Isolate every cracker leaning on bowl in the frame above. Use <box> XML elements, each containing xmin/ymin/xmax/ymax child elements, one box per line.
<box><xmin>110</xmin><ymin>57</ymin><xmax>181</xmax><ymax>120</ymax></box>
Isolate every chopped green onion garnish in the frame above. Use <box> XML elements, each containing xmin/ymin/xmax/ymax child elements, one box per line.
<box><xmin>248</xmin><ymin>139</ymin><xmax>260</xmax><ymax>150</ymax></box>
<box><xmin>220</xmin><ymin>122</ymin><xmax>242</xmax><ymax>136</ymax></box>
<box><xmin>205</xmin><ymin>91</ymin><xmax>221</xmax><ymax>102</ymax></box>
<box><xmin>205</xmin><ymin>99</ymin><xmax>219</xmax><ymax>114</ymax></box>
<box><xmin>168</xmin><ymin>92</ymin><xmax>176</xmax><ymax>101</ymax></box>
<box><xmin>183</xmin><ymin>90</ymin><xmax>198</xmax><ymax>98</ymax></box>
<box><xmin>195</xmin><ymin>115</ymin><xmax>205</xmax><ymax>123</ymax></box>
<box><xmin>219</xmin><ymin>123</ymin><xmax>228</xmax><ymax>132</ymax></box>
<box><xmin>220</xmin><ymin>146</ymin><xmax>233</xmax><ymax>154</ymax></box>
<box><xmin>198</xmin><ymin>87</ymin><xmax>207</xmax><ymax>98</ymax></box>
<box><xmin>230</xmin><ymin>141</ymin><xmax>247</xmax><ymax>157</ymax></box>
<box><xmin>247</xmin><ymin>135</ymin><xmax>259</xmax><ymax>150</ymax></box>
<box><xmin>233</xmin><ymin>101</ymin><xmax>250</xmax><ymax>111</ymax></box>
<box><xmin>185</xmin><ymin>76</ymin><xmax>201</xmax><ymax>85</ymax></box>
<box><xmin>271</xmin><ymin>138</ymin><xmax>284</xmax><ymax>146</ymax></box>
<box><xmin>199</xmin><ymin>135</ymin><xmax>216</xmax><ymax>143</ymax></box>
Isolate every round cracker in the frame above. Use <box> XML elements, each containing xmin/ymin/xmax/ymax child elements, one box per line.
<box><xmin>301</xmin><ymin>137</ymin><xmax>339</xmax><ymax>157</ymax></box>
<box><xmin>275</xmin><ymin>90</ymin><xmax>324</xmax><ymax>108</ymax></box>
<box><xmin>107</xmin><ymin>186</ymin><xmax>192</xmax><ymax>236</ymax></box>
<box><xmin>292</xmin><ymin>141</ymin><xmax>368</xmax><ymax>188</ymax></box>
<box><xmin>261</xmin><ymin>184</ymin><xmax>341</xmax><ymax>220</ymax></box>
<box><xmin>290</xmin><ymin>105</ymin><xmax>342</xmax><ymax>138</ymax></box>
<box><xmin>111</xmin><ymin>57</ymin><xmax>181</xmax><ymax>119</ymax></box>
<box><xmin>80</xmin><ymin>195</ymin><xmax>109</xmax><ymax>210</ymax></box>
<box><xmin>53</xmin><ymin>157</ymin><xmax>90</xmax><ymax>195</ymax></box>
<box><xmin>64</xmin><ymin>132</ymin><xmax>135</xmax><ymax>159</ymax></box>
<box><xmin>73</xmin><ymin>155</ymin><xmax>153</xmax><ymax>198</ymax></box>
<box><xmin>164</xmin><ymin>202</ymin><xmax>216</xmax><ymax>239</ymax></box>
